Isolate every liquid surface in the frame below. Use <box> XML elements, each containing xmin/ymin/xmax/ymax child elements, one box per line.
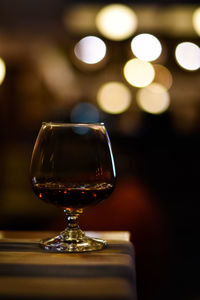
<box><xmin>32</xmin><ymin>182</ymin><xmax>114</xmax><ymax>209</ymax></box>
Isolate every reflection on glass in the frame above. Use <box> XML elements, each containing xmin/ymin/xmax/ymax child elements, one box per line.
<box><xmin>30</xmin><ymin>122</ymin><xmax>116</xmax><ymax>252</ymax></box>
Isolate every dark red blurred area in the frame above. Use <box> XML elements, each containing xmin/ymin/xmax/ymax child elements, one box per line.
<box><xmin>80</xmin><ymin>175</ymin><xmax>169</xmax><ymax>300</ymax></box>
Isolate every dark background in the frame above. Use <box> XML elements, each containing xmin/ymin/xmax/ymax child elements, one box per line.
<box><xmin>0</xmin><ymin>1</ymin><xmax>200</xmax><ymax>300</ymax></box>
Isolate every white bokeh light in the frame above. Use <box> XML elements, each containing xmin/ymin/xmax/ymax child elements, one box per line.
<box><xmin>74</xmin><ymin>36</ymin><xmax>106</xmax><ymax>64</ymax></box>
<box><xmin>175</xmin><ymin>42</ymin><xmax>200</xmax><ymax>71</ymax></box>
<box><xmin>123</xmin><ymin>58</ymin><xmax>155</xmax><ymax>88</ymax></box>
<box><xmin>136</xmin><ymin>83</ymin><xmax>170</xmax><ymax>114</ymax></box>
<box><xmin>96</xmin><ymin>4</ymin><xmax>137</xmax><ymax>41</ymax></box>
<box><xmin>131</xmin><ymin>33</ymin><xmax>162</xmax><ymax>62</ymax></box>
<box><xmin>97</xmin><ymin>81</ymin><xmax>132</xmax><ymax>114</ymax></box>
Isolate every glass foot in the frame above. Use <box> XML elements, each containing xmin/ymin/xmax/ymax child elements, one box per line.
<box><xmin>40</xmin><ymin>229</ymin><xmax>107</xmax><ymax>252</ymax></box>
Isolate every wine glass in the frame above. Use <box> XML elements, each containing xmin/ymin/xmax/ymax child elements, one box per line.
<box><xmin>30</xmin><ymin>122</ymin><xmax>116</xmax><ymax>252</ymax></box>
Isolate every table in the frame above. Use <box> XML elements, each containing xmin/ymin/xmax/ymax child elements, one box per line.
<box><xmin>0</xmin><ymin>231</ymin><xmax>137</xmax><ymax>300</ymax></box>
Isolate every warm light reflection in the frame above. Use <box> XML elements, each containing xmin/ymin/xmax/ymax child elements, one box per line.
<box><xmin>153</xmin><ymin>64</ymin><xmax>173</xmax><ymax>90</ymax></box>
<box><xmin>97</xmin><ymin>81</ymin><xmax>131</xmax><ymax>114</ymax></box>
<box><xmin>136</xmin><ymin>83</ymin><xmax>170</xmax><ymax>114</ymax></box>
<box><xmin>96</xmin><ymin>4</ymin><xmax>137</xmax><ymax>41</ymax></box>
<box><xmin>131</xmin><ymin>33</ymin><xmax>162</xmax><ymax>62</ymax></box>
<box><xmin>70</xmin><ymin>102</ymin><xmax>100</xmax><ymax>123</ymax></box>
<box><xmin>123</xmin><ymin>58</ymin><xmax>155</xmax><ymax>88</ymax></box>
<box><xmin>192</xmin><ymin>7</ymin><xmax>200</xmax><ymax>36</ymax></box>
<box><xmin>0</xmin><ymin>58</ymin><xmax>6</xmax><ymax>85</ymax></box>
<box><xmin>175</xmin><ymin>42</ymin><xmax>200</xmax><ymax>71</ymax></box>
<box><xmin>74</xmin><ymin>36</ymin><xmax>106</xmax><ymax>64</ymax></box>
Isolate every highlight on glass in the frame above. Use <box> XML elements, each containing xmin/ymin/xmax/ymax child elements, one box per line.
<box><xmin>30</xmin><ymin>122</ymin><xmax>116</xmax><ymax>252</ymax></box>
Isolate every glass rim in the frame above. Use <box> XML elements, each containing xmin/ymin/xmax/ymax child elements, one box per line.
<box><xmin>42</xmin><ymin>122</ymin><xmax>105</xmax><ymax>127</ymax></box>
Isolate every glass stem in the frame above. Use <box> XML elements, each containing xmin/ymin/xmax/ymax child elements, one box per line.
<box><xmin>67</xmin><ymin>214</ymin><xmax>80</xmax><ymax>229</ymax></box>
<box><xmin>64</xmin><ymin>208</ymin><xmax>83</xmax><ymax>230</ymax></box>
<box><xmin>63</xmin><ymin>209</ymin><xmax>84</xmax><ymax>241</ymax></box>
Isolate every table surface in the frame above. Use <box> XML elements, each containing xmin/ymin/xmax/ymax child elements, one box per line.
<box><xmin>0</xmin><ymin>231</ymin><xmax>137</xmax><ymax>300</ymax></box>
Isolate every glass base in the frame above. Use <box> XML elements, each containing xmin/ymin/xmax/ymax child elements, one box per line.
<box><xmin>40</xmin><ymin>228</ymin><xmax>107</xmax><ymax>252</ymax></box>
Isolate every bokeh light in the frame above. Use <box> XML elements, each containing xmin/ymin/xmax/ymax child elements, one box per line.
<box><xmin>96</xmin><ymin>4</ymin><xmax>137</xmax><ymax>41</ymax></box>
<box><xmin>70</xmin><ymin>102</ymin><xmax>100</xmax><ymax>123</ymax></box>
<box><xmin>131</xmin><ymin>33</ymin><xmax>162</xmax><ymax>62</ymax></box>
<box><xmin>0</xmin><ymin>58</ymin><xmax>6</xmax><ymax>85</ymax></box>
<box><xmin>136</xmin><ymin>83</ymin><xmax>170</xmax><ymax>114</ymax></box>
<box><xmin>37</xmin><ymin>46</ymin><xmax>80</xmax><ymax>101</ymax></box>
<box><xmin>153</xmin><ymin>64</ymin><xmax>173</xmax><ymax>90</ymax></box>
<box><xmin>192</xmin><ymin>7</ymin><xmax>200</xmax><ymax>36</ymax></box>
<box><xmin>123</xmin><ymin>58</ymin><xmax>155</xmax><ymax>88</ymax></box>
<box><xmin>74</xmin><ymin>36</ymin><xmax>106</xmax><ymax>64</ymax></box>
<box><xmin>175</xmin><ymin>42</ymin><xmax>200</xmax><ymax>71</ymax></box>
<box><xmin>97</xmin><ymin>81</ymin><xmax>132</xmax><ymax>114</ymax></box>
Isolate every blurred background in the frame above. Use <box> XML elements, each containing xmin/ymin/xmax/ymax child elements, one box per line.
<box><xmin>0</xmin><ymin>0</ymin><xmax>200</xmax><ymax>299</ymax></box>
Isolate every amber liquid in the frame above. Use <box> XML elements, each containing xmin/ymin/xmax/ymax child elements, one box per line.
<box><xmin>32</xmin><ymin>182</ymin><xmax>114</xmax><ymax>209</ymax></box>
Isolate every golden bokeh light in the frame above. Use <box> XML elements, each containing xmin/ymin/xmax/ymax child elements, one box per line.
<box><xmin>131</xmin><ymin>33</ymin><xmax>162</xmax><ymax>62</ymax></box>
<box><xmin>153</xmin><ymin>64</ymin><xmax>173</xmax><ymax>90</ymax></box>
<box><xmin>96</xmin><ymin>4</ymin><xmax>137</xmax><ymax>41</ymax></box>
<box><xmin>175</xmin><ymin>42</ymin><xmax>200</xmax><ymax>71</ymax></box>
<box><xmin>97</xmin><ymin>81</ymin><xmax>132</xmax><ymax>114</ymax></box>
<box><xmin>192</xmin><ymin>7</ymin><xmax>200</xmax><ymax>36</ymax></box>
<box><xmin>123</xmin><ymin>58</ymin><xmax>155</xmax><ymax>88</ymax></box>
<box><xmin>74</xmin><ymin>36</ymin><xmax>106</xmax><ymax>64</ymax></box>
<box><xmin>0</xmin><ymin>57</ymin><xmax>6</xmax><ymax>85</ymax></box>
<box><xmin>136</xmin><ymin>83</ymin><xmax>170</xmax><ymax>114</ymax></box>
